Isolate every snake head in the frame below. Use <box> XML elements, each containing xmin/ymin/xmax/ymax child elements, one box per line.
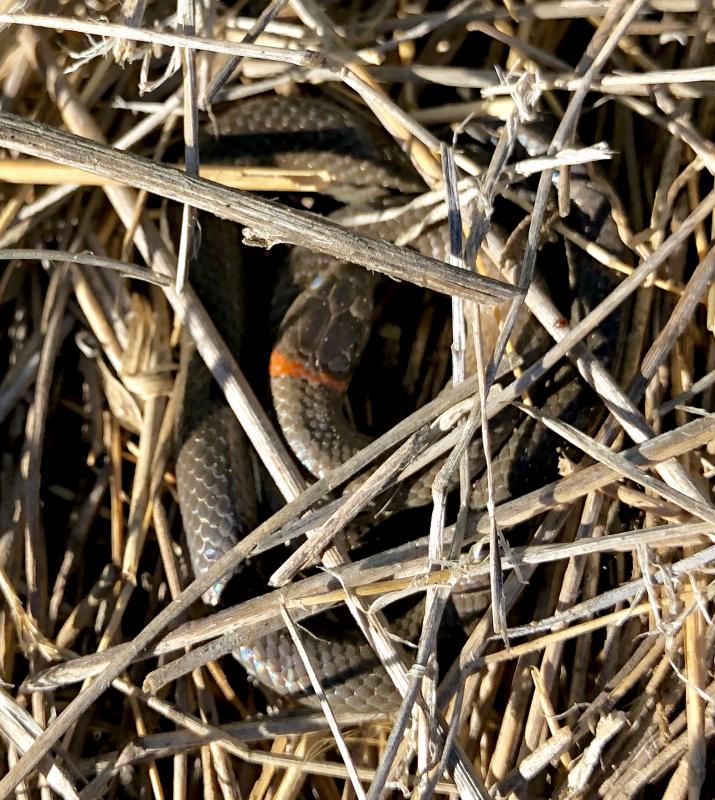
<box><xmin>274</xmin><ymin>262</ymin><xmax>375</xmax><ymax>384</ymax></box>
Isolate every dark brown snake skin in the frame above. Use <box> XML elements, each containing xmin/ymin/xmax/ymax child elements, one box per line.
<box><xmin>175</xmin><ymin>96</ymin><xmax>626</xmax><ymax>712</ymax></box>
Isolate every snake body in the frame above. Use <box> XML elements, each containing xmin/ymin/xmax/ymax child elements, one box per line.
<box><xmin>175</xmin><ymin>96</ymin><xmax>625</xmax><ymax>711</ymax></box>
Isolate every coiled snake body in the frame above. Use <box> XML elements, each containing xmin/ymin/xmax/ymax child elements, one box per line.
<box><xmin>175</xmin><ymin>96</ymin><xmax>625</xmax><ymax>712</ymax></box>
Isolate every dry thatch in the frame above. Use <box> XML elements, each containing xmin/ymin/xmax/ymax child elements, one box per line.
<box><xmin>0</xmin><ymin>1</ymin><xmax>713</xmax><ymax>798</ymax></box>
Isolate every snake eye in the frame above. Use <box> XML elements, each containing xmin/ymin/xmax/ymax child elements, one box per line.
<box><xmin>309</xmin><ymin>273</ymin><xmax>325</xmax><ymax>291</ymax></box>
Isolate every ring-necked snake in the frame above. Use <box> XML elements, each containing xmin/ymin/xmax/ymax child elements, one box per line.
<box><xmin>174</xmin><ymin>95</ymin><xmax>626</xmax><ymax>713</ymax></box>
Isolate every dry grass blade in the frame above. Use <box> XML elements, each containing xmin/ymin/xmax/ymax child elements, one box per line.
<box><xmin>269</xmin><ymin>428</ymin><xmax>431</xmax><ymax>586</ymax></box>
<box><xmin>279</xmin><ymin>605</ymin><xmax>367</xmax><ymax>800</ymax></box>
<box><xmin>0</xmin><ymin>159</ymin><xmax>332</xmax><ymax>191</ymax></box>
<box><xmin>1</xmin><ymin>1</ymin><xmax>714</xmax><ymax>798</ymax></box>
<box><xmin>0</xmin><ymin>248</ymin><xmax>171</xmax><ymax>285</ymax></box>
<box><xmin>0</xmin><ymin>691</ymin><xmax>79</xmax><ymax>800</ymax></box>
<box><xmin>0</xmin><ymin>113</ymin><xmax>518</xmax><ymax>304</ymax></box>
<box><xmin>517</xmin><ymin>403</ymin><xmax>715</xmax><ymax>524</ymax></box>
<box><xmin>0</xmin><ymin>12</ymin><xmax>323</xmax><ymax>66</ymax></box>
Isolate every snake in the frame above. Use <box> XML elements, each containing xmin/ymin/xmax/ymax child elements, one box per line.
<box><xmin>174</xmin><ymin>95</ymin><xmax>626</xmax><ymax>713</ymax></box>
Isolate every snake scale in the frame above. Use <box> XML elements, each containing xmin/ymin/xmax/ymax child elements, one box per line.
<box><xmin>175</xmin><ymin>95</ymin><xmax>625</xmax><ymax>712</ymax></box>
